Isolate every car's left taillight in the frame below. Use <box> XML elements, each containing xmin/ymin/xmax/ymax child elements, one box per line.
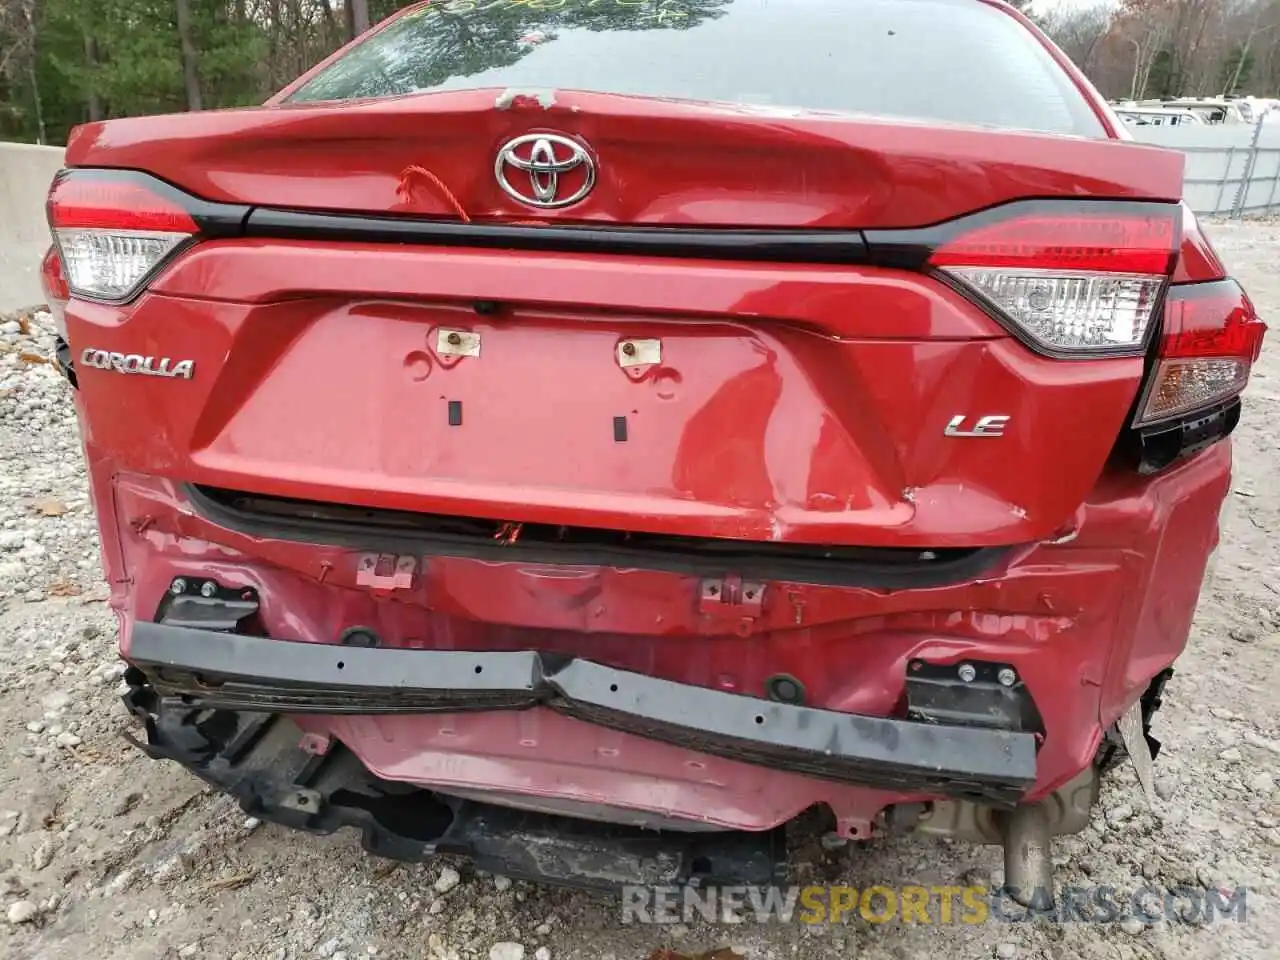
<box><xmin>40</xmin><ymin>244</ymin><xmax>71</xmax><ymax>340</ymax></box>
<box><xmin>46</xmin><ymin>171</ymin><xmax>198</xmax><ymax>303</ymax></box>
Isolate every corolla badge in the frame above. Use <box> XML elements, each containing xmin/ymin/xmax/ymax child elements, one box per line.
<box><xmin>80</xmin><ymin>348</ymin><xmax>194</xmax><ymax>380</ymax></box>
<box><xmin>495</xmin><ymin>133</ymin><xmax>595</xmax><ymax>208</ymax></box>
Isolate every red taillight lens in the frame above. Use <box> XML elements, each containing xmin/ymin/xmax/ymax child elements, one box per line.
<box><xmin>47</xmin><ymin>172</ymin><xmax>197</xmax><ymax>302</ymax></box>
<box><xmin>930</xmin><ymin>212</ymin><xmax>1177</xmax><ymax>275</ymax></box>
<box><xmin>40</xmin><ymin>245</ymin><xmax>70</xmax><ymax>340</ymax></box>
<box><xmin>930</xmin><ymin>206</ymin><xmax>1179</xmax><ymax>356</ymax></box>
<box><xmin>40</xmin><ymin>245</ymin><xmax>70</xmax><ymax>303</ymax></box>
<box><xmin>1159</xmin><ymin>286</ymin><xmax>1266</xmax><ymax>360</ymax></box>
<box><xmin>48</xmin><ymin>178</ymin><xmax>197</xmax><ymax>233</ymax></box>
<box><xmin>1136</xmin><ymin>281</ymin><xmax>1267</xmax><ymax>426</ymax></box>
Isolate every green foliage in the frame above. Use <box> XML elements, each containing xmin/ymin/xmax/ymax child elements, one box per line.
<box><xmin>1146</xmin><ymin>48</ymin><xmax>1177</xmax><ymax>99</ymax></box>
<box><xmin>0</xmin><ymin>0</ymin><xmax>288</xmax><ymax>143</ymax></box>
<box><xmin>1221</xmin><ymin>43</ymin><xmax>1255</xmax><ymax>96</ymax></box>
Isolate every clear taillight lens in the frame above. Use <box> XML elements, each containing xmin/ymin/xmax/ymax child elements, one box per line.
<box><xmin>54</xmin><ymin>230</ymin><xmax>189</xmax><ymax>301</ymax></box>
<box><xmin>1140</xmin><ymin>358</ymin><xmax>1249</xmax><ymax>422</ymax></box>
<box><xmin>943</xmin><ymin>268</ymin><xmax>1163</xmax><ymax>351</ymax></box>
<box><xmin>1135</xmin><ymin>281</ymin><xmax>1267</xmax><ymax>426</ymax></box>
<box><xmin>929</xmin><ymin>207</ymin><xmax>1178</xmax><ymax>357</ymax></box>
<box><xmin>46</xmin><ymin>173</ymin><xmax>197</xmax><ymax>303</ymax></box>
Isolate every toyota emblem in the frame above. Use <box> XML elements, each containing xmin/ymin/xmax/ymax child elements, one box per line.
<box><xmin>495</xmin><ymin>134</ymin><xmax>595</xmax><ymax>209</ymax></box>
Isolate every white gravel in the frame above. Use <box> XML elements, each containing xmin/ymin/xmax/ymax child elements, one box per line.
<box><xmin>0</xmin><ymin>221</ymin><xmax>1277</xmax><ymax>958</ymax></box>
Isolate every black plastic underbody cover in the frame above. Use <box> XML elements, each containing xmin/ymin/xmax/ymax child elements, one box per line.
<box><xmin>122</xmin><ymin>700</ymin><xmax>786</xmax><ymax>890</ymax></box>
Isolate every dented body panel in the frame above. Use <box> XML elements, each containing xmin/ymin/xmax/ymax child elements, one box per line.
<box><xmin>48</xmin><ymin>0</ymin><xmax>1250</xmax><ymax>882</ymax></box>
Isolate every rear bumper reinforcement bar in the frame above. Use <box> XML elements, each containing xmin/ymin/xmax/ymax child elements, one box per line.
<box><xmin>127</xmin><ymin>622</ymin><xmax>1038</xmax><ymax>806</ymax></box>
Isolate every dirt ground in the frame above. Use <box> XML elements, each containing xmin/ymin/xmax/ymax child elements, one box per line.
<box><xmin>0</xmin><ymin>221</ymin><xmax>1277</xmax><ymax>960</ymax></box>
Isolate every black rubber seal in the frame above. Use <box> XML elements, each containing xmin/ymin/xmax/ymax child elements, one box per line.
<box><xmin>183</xmin><ymin>484</ymin><xmax>1013</xmax><ymax>592</ymax></box>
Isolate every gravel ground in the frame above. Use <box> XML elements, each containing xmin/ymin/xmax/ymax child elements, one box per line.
<box><xmin>0</xmin><ymin>221</ymin><xmax>1277</xmax><ymax>960</ymax></box>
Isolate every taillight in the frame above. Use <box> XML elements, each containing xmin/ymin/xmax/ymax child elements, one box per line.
<box><xmin>1135</xmin><ymin>281</ymin><xmax>1266</xmax><ymax>426</ymax></box>
<box><xmin>40</xmin><ymin>245</ymin><xmax>70</xmax><ymax>340</ymax></box>
<box><xmin>46</xmin><ymin>171</ymin><xmax>198</xmax><ymax>303</ymax></box>
<box><xmin>929</xmin><ymin>206</ymin><xmax>1178</xmax><ymax>357</ymax></box>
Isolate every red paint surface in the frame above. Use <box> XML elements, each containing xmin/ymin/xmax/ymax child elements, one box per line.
<box><xmin>69</xmin><ymin>247</ymin><xmax>1152</xmax><ymax>547</ymax></box>
<box><xmin>90</xmin><ymin>443</ymin><xmax>1227</xmax><ymax>832</ymax></box>
<box><xmin>56</xmin><ymin>36</ymin><xmax>1240</xmax><ymax>833</ymax></box>
<box><xmin>1172</xmin><ymin>202</ymin><xmax>1229</xmax><ymax>283</ymax></box>
<box><xmin>63</xmin><ymin>233</ymin><xmax>1232</xmax><ymax>829</ymax></box>
<box><xmin>64</xmin><ymin>87</ymin><xmax>1183</xmax><ymax>229</ymax></box>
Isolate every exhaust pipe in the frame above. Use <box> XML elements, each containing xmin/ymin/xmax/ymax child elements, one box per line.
<box><xmin>999</xmin><ymin>803</ymin><xmax>1053</xmax><ymax>907</ymax></box>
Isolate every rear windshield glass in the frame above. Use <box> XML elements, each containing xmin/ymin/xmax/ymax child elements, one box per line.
<box><xmin>287</xmin><ymin>0</ymin><xmax>1104</xmax><ymax>137</ymax></box>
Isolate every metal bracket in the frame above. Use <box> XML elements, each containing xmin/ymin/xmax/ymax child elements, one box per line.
<box><xmin>698</xmin><ymin>576</ymin><xmax>765</xmax><ymax>635</ymax></box>
<box><xmin>616</xmin><ymin>338</ymin><xmax>662</xmax><ymax>381</ymax></box>
<box><xmin>906</xmin><ymin>659</ymin><xmax>1043</xmax><ymax>734</ymax></box>
<box><xmin>435</xmin><ymin>328</ymin><xmax>481</xmax><ymax>358</ymax></box>
<box><xmin>298</xmin><ymin>732</ymin><xmax>333</xmax><ymax>757</ymax></box>
<box><xmin>616</xmin><ymin>338</ymin><xmax>661</xmax><ymax>368</ymax></box>
<box><xmin>355</xmin><ymin>554</ymin><xmax>417</xmax><ymax>593</ymax></box>
<box><xmin>1116</xmin><ymin>701</ymin><xmax>1157</xmax><ymax>805</ymax></box>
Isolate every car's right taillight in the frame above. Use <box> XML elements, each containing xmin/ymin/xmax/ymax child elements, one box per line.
<box><xmin>928</xmin><ymin>206</ymin><xmax>1178</xmax><ymax>358</ymax></box>
<box><xmin>1134</xmin><ymin>280</ymin><xmax>1267</xmax><ymax>426</ymax></box>
<box><xmin>46</xmin><ymin>171</ymin><xmax>198</xmax><ymax>303</ymax></box>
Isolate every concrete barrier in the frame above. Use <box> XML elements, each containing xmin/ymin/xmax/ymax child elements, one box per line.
<box><xmin>0</xmin><ymin>142</ymin><xmax>65</xmax><ymax>312</ymax></box>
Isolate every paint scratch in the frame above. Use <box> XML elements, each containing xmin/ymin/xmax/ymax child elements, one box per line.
<box><xmin>494</xmin><ymin>87</ymin><xmax>558</xmax><ymax>110</ymax></box>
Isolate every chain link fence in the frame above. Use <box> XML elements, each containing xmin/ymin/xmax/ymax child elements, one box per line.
<box><xmin>1128</xmin><ymin>122</ymin><xmax>1280</xmax><ymax>219</ymax></box>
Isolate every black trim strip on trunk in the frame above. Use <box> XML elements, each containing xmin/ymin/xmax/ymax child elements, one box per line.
<box><xmin>55</xmin><ymin>168</ymin><xmax>250</xmax><ymax>239</ymax></box>
<box><xmin>62</xmin><ymin>169</ymin><xmax>1180</xmax><ymax>269</ymax></box>
<box><xmin>241</xmin><ymin>198</ymin><xmax>1180</xmax><ymax>268</ymax></box>
<box><xmin>243</xmin><ymin>207</ymin><xmax>871</xmax><ymax>264</ymax></box>
<box><xmin>184</xmin><ymin>484</ymin><xmax>1013</xmax><ymax>591</ymax></box>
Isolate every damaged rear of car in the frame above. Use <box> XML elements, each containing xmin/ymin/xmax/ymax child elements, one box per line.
<box><xmin>44</xmin><ymin>0</ymin><xmax>1266</xmax><ymax>895</ymax></box>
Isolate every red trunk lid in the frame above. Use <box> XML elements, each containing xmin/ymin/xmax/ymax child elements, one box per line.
<box><xmin>65</xmin><ymin>89</ymin><xmax>1184</xmax><ymax>227</ymax></box>
<box><xmin>62</xmin><ymin>90</ymin><xmax>1188</xmax><ymax>553</ymax></box>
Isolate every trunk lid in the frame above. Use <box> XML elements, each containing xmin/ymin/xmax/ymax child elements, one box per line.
<box><xmin>65</xmin><ymin>89</ymin><xmax>1185</xmax><ymax>228</ymax></box>
<box><xmin>62</xmin><ymin>92</ymin><xmax>1187</xmax><ymax>557</ymax></box>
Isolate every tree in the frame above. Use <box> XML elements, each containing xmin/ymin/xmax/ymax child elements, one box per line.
<box><xmin>1222</xmin><ymin>42</ymin><xmax>1256</xmax><ymax>94</ymax></box>
<box><xmin>1041</xmin><ymin>5</ymin><xmax>1113</xmax><ymax>73</ymax></box>
<box><xmin>350</xmin><ymin>0</ymin><xmax>371</xmax><ymax>37</ymax></box>
<box><xmin>174</xmin><ymin>0</ymin><xmax>202</xmax><ymax>110</ymax></box>
<box><xmin>0</xmin><ymin>0</ymin><xmax>47</xmax><ymax>141</ymax></box>
<box><xmin>1146</xmin><ymin>46</ymin><xmax>1176</xmax><ymax>97</ymax></box>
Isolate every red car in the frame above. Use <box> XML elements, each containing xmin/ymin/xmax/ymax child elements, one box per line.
<box><xmin>41</xmin><ymin>0</ymin><xmax>1265</xmax><ymax>899</ymax></box>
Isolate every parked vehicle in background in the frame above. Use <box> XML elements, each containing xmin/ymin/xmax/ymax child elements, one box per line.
<box><xmin>41</xmin><ymin>0</ymin><xmax>1266</xmax><ymax>902</ymax></box>
<box><xmin>1114</xmin><ymin>97</ymin><xmax>1250</xmax><ymax>125</ymax></box>
<box><xmin>1235</xmin><ymin>96</ymin><xmax>1280</xmax><ymax>123</ymax></box>
<box><xmin>1114</xmin><ymin>106</ymin><xmax>1206</xmax><ymax>127</ymax></box>
<box><xmin>1169</xmin><ymin>98</ymin><xmax>1248</xmax><ymax>125</ymax></box>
